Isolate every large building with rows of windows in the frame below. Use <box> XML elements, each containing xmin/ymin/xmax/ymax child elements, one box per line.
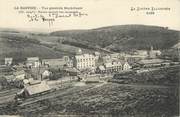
<box><xmin>74</xmin><ymin>54</ymin><xmax>96</xmax><ymax>70</ymax></box>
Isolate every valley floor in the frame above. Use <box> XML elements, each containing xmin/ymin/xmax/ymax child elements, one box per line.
<box><xmin>0</xmin><ymin>65</ymin><xmax>179</xmax><ymax>117</ymax></box>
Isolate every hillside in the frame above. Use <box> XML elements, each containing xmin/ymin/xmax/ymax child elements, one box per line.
<box><xmin>0</xmin><ymin>29</ymin><xmax>95</xmax><ymax>64</ymax></box>
<box><xmin>0</xmin><ymin>25</ymin><xmax>179</xmax><ymax>63</ymax></box>
<box><xmin>51</xmin><ymin>25</ymin><xmax>180</xmax><ymax>51</ymax></box>
<box><xmin>0</xmin><ymin>31</ymin><xmax>66</xmax><ymax>63</ymax></box>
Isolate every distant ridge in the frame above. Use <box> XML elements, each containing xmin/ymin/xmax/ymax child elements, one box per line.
<box><xmin>50</xmin><ymin>25</ymin><xmax>180</xmax><ymax>51</ymax></box>
<box><xmin>0</xmin><ymin>24</ymin><xmax>179</xmax><ymax>63</ymax></box>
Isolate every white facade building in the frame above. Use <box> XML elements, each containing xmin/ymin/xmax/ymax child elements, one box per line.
<box><xmin>96</xmin><ymin>60</ymin><xmax>131</xmax><ymax>74</ymax></box>
<box><xmin>5</xmin><ymin>58</ymin><xmax>13</xmax><ymax>66</ymax></box>
<box><xmin>41</xmin><ymin>70</ymin><xmax>51</xmax><ymax>79</ymax></box>
<box><xmin>123</xmin><ymin>62</ymin><xmax>131</xmax><ymax>70</ymax></box>
<box><xmin>74</xmin><ymin>54</ymin><xmax>96</xmax><ymax>70</ymax></box>
<box><xmin>26</xmin><ymin>57</ymin><xmax>40</xmax><ymax>68</ymax></box>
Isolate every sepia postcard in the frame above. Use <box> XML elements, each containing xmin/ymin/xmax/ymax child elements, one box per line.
<box><xmin>0</xmin><ymin>0</ymin><xmax>179</xmax><ymax>117</ymax></box>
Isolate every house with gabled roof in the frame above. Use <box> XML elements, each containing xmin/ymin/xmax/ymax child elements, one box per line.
<box><xmin>13</xmin><ymin>70</ymin><xmax>26</xmax><ymax>81</ymax></box>
<box><xmin>5</xmin><ymin>58</ymin><xmax>13</xmax><ymax>66</ymax></box>
<box><xmin>96</xmin><ymin>60</ymin><xmax>131</xmax><ymax>74</ymax></box>
<box><xmin>26</xmin><ymin>57</ymin><xmax>40</xmax><ymax>68</ymax></box>
<box><xmin>18</xmin><ymin>81</ymin><xmax>51</xmax><ymax>97</ymax></box>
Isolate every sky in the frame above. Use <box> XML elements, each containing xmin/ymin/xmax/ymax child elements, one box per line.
<box><xmin>0</xmin><ymin>0</ymin><xmax>180</xmax><ymax>32</ymax></box>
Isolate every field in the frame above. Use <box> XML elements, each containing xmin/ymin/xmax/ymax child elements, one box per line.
<box><xmin>0</xmin><ymin>26</ymin><xmax>179</xmax><ymax>116</ymax></box>
<box><xmin>0</xmin><ymin>30</ymin><xmax>97</xmax><ymax>63</ymax></box>
<box><xmin>1</xmin><ymin>24</ymin><xmax>180</xmax><ymax>62</ymax></box>
<box><xmin>0</xmin><ymin>66</ymin><xmax>179</xmax><ymax>117</ymax></box>
<box><xmin>111</xmin><ymin>65</ymin><xmax>180</xmax><ymax>86</ymax></box>
<box><xmin>0</xmin><ymin>83</ymin><xmax>178</xmax><ymax>117</ymax></box>
<box><xmin>31</xmin><ymin>83</ymin><xmax>177</xmax><ymax>117</ymax></box>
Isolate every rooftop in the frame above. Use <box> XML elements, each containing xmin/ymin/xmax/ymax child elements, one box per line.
<box><xmin>42</xmin><ymin>58</ymin><xmax>64</xmax><ymax>62</ymax></box>
<box><xmin>4</xmin><ymin>75</ymin><xmax>14</xmax><ymax>81</ymax></box>
<box><xmin>24</xmin><ymin>81</ymin><xmax>51</xmax><ymax>95</ymax></box>
<box><xmin>27</xmin><ymin>57</ymin><xmax>39</xmax><ymax>61</ymax></box>
<box><xmin>13</xmin><ymin>70</ymin><xmax>25</xmax><ymax>76</ymax></box>
<box><xmin>75</xmin><ymin>54</ymin><xmax>95</xmax><ymax>59</ymax></box>
<box><xmin>104</xmin><ymin>61</ymin><xmax>123</xmax><ymax>68</ymax></box>
<box><xmin>5</xmin><ymin>58</ymin><xmax>13</xmax><ymax>60</ymax></box>
<box><xmin>65</xmin><ymin>67</ymin><xmax>80</xmax><ymax>73</ymax></box>
<box><xmin>98</xmin><ymin>65</ymin><xmax>105</xmax><ymax>71</ymax></box>
<box><xmin>138</xmin><ymin>59</ymin><xmax>165</xmax><ymax>64</ymax></box>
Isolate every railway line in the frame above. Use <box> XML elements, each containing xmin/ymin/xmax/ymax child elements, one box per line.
<box><xmin>0</xmin><ymin>64</ymin><xmax>178</xmax><ymax>115</ymax></box>
<box><xmin>16</xmin><ymin>83</ymin><xmax>96</xmax><ymax>113</ymax></box>
<box><xmin>16</xmin><ymin>83</ymin><xmax>108</xmax><ymax>113</ymax></box>
<box><xmin>4</xmin><ymin>81</ymin><xmax>168</xmax><ymax>114</ymax></box>
<box><xmin>0</xmin><ymin>88</ymin><xmax>20</xmax><ymax>97</ymax></box>
<box><xmin>0</xmin><ymin>88</ymin><xmax>20</xmax><ymax>105</ymax></box>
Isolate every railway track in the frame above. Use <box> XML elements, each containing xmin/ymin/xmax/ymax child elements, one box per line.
<box><xmin>0</xmin><ymin>88</ymin><xmax>20</xmax><ymax>104</ymax></box>
<box><xmin>18</xmin><ymin>85</ymin><xmax>73</xmax><ymax>106</ymax></box>
<box><xmin>0</xmin><ymin>88</ymin><xmax>20</xmax><ymax>97</ymax></box>
<box><xmin>19</xmin><ymin>86</ymin><xmax>89</xmax><ymax>106</ymax></box>
<box><xmin>16</xmin><ymin>84</ymin><xmax>96</xmax><ymax>113</ymax></box>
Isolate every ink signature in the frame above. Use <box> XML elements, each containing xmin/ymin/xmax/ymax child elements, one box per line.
<box><xmin>26</xmin><ymin>12</ymin><xmax>87</xmax><ymax>27</ymax></box>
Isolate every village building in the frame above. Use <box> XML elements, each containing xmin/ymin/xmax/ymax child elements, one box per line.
<box><xmin>123</xmin><ymin>61</ymin><xmax>132</xmax><ymax>70</ymax></box>
<box><xmin>96</xmin><ymin>65</ymin><xmax>106</xmax><ymax>74</ymax></box>
<box><xmin>96</xmin><ymin>60</ymin><xmax>131</xmax><ymax>74</ymax></box>
<box><xmin>102</xmin><ymin>55</ymin><xmax>111</xmax><ymax>63</ymax></box>
<box><xmin>63</xmin><ymin>56</ymin><xmax>74</xmax><ymax>68</ymax></box>
<box><xmin>42</xmin><ymin>58</ymin><xmax>66</xmax><ymax>68</ymax></box>
<box><xmin>138</xmin><ymin>59</ymin><xmax>167</xmax><ymax>67</ymax></box>
<box><xmin>63</xmin><ymin>67</ymin><xmax>80</xmax><ymax>76</ymax></box>
<box><xmin>124</xmin><ymin>53</ymin><xmax>148</xmax><ymax>65</ymax></box>
<box><xmin>104</xmin><ymin>61</ymin><xmax>122</xmax><ymax>73</ymax></box>
<box><xmin>161</xmin><ymin>43</ymin><xmax>180</xmax><ymax>61</ymax></box>
<box><xmin>0</xmin><ymin>65</ymin><xmax>13</xmax><ymax>75</ymax></box>
<box><xmin>110</xmin><ymin>53</ymin><xmax>120</xmax><ymax>60</ymax></box>
<box><xmin>148</xmin><ymin>46</ymin><xmax>161</xmax><ymax>59</ymax></box>
<box><xmin>12</xmin><ymin>63</ymin><xmax>26</xmax><ymax>71</ymax></box>
<box><xmin>41</xmin><ymin>70</ymin><xmax>51</xmax><ymax>79</ymax></box>
<box><xmin>13</xmin><ymin>70</ymin><xmax>26</xmax><ymax>81</ymax></box>
<box><xmin>5</xmin><ymin>58</ymin><xmax>13</xmax><ymax>66</ymax></box>
<box><xmin>94</xmin><ymin>51</ymin><xmax>101</xmax><ymax>57</ymax></box>
<box><xmin>42</xmin><ymin>56</ymin><xmax>74</xmax><ymax>68</ymax></box>
<box><xmin>67</xmin><ymin>59</ymin><xmax>74</xmax><ymax>67</ymax></box>
<box><xmin>4</xmin><ymin>75</ymin><xmax>14</xmax><ymax>83</ymax></box>
<box><xmin>94</xmin><ymin>52</ymin><xmax>101</xmax><ymax>62</ymax></box>
<box><xmin>22</xmin><ymin>78</ymin><xmax>41</xmax><ymax>86</ymax></box>
<box><xmin>26</xmin><ymin>57</ymin><xmax>40</xmax><ymax>68</ymax></box>
<box><xmin>119</xmin><ymin>52</ymin><xmax>126</xmax><ymax>58</ymax></box>
<box><xmin>23</xmin><ymin>79</ymin><xmax>30</xmax><ymax>85</ymax></box>
<box><xmin>63</xmin><ymin>56</ymin><xmax>70</xmax><ymax>62</ymax></box>
<box><xmin>134</xmin><ymin>50</ymin><xmax>148</xmax><ymax>57</ymax></box>
<box><xmin>18</xmin><ymin>81</ymin><xmax>51</xmax><ymax>97</ymax></box>
<box><xmin>74</xmin><ymin>54</ymin><xmax>96</xmax><ymax>70</ymax></box>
